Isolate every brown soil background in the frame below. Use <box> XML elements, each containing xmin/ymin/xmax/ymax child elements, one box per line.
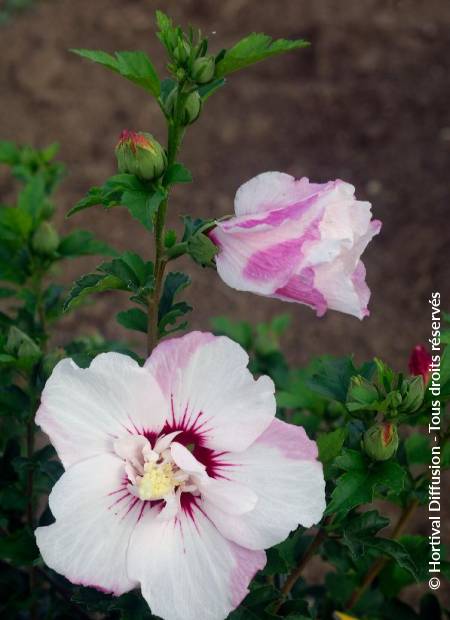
<box><xmin>1</xmin><ymin>0</ymin><xmax>449</xmax><ymax>368</ymax></box>
<box><xmin>1</xmin><ymin>0</ymin><xmax>449</xmax><ymax>608</ymax></box>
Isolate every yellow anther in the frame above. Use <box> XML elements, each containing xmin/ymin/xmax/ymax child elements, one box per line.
<box><xmin>138</xmin><ymin>463</ymin><xmax>176</xmax><ymax>501</ymax></box>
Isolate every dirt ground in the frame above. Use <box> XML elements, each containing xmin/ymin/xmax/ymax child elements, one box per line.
<box><xmin>1</xmin><ymin>0</ymin><xmax>450</xmax><ymax>609</ymax></box>
<box><xmin>1</xmin><ymin>0</ymin><xmax>449</xmax><ymax>369</ymax></box>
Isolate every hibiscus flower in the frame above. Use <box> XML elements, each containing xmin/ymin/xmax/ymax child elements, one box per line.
<box><xmin>35</xmin><ymin>331</ymin><xmax>325</xmax><ymax>620</ymax></box>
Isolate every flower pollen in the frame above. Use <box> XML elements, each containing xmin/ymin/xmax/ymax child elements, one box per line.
<box><xmin>138</xmin><ymin>462</ymin><xmax>176</xmax><ymax>501</ymax></box>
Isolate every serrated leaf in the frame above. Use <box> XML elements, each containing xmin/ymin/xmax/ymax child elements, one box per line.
<box><xmin>158</xmin><ymin>272</ymin><xmax>192</xmax><ymax>336</ymax></box>
<box><xmin>71</xmin><ymin>49</ymin><xmax>160</xmax><ymax>96</ymax></box>
<box><xmin>307</xmin><ymin>356</ymin><xmax>358</xmax><ymax>403</ymax></box>
<box><xmin>318</xmin><ymin>427</ymin><xmax>348</xmax><ymax>464</ymax></box>
<box><xmin>64</xmin><ymin>273</ymin><xmax>125</xmax><ymax>311</ymax></box>
<box><xmin>121</xmin><ymin>187</ymin><xmax>165</xmax><ymax>231</ymax></box>
<box><xmin>187</xmin><ymin>231</ymin><xmax>218</xmax><ymax>267</ymax></box>
<box><xmin>216</xmin><ymin>33</ymin><xmax>309</xmax><ymax>77</ymax></box>
<box><xmin>117</xmin><ymin>308</ymin><xmax>147</xmax><ymax>333</ymax></box>
<box><xmin>163</xmin><ymin>163</ymin><xmax>192</xmax><ymax>186</ymax></box>
<box><xmin>57</xmin><ymin>230</ymin><xmax>117</xmax><ymax>257</ymax></box>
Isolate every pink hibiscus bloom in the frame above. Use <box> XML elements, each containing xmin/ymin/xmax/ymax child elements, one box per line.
<box><xmin>209</xmin><ymin>172</ymin><xmax>382</xmax><ymax>319</ymax></box>
<box><xmin>35</xmin><ymin>332</ymin><xmax>325</xmax><ymax>620</ymax></box>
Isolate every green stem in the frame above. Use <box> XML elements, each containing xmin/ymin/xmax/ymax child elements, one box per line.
<box><xmin>146</xmin><ymin>83</ymin><xmax>187</xmax><ymax>356</ymax></box>
<box><xmin>346</xmin><ymin>499</ymin><xmax>419</xmax><ymax>610</ymax></box>
<box><xmin>274</xmin><ymin>516</ymin><xmax>333</xmax><ymax>612</ymax></box>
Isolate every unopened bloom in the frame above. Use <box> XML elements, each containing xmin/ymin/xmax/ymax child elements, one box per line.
<box><xmin>35</xmin><ymin>332</ymin><xmax>325</xmax><ymax>620</ymax></box>
<box><xmin>209</xmin><ymin>172</ymin><xmax>382</xmax><ymax>319</ymax></box>
<box><xmin>408</xmin><ymin>345</ymin><xmax>432</xmax><ymax>384</ymax></box>
<box><xmin>115</xmin><ymin>130</ymin><xmax>167</xmax><ymax>180</ymax></box>
<box><xmin>363</xmin><ymin>422</ymin><xmax>399</xmax><ymax>461</ymax></box>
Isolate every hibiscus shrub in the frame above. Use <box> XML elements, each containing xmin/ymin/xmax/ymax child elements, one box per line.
<box><xmin>1</xmin><ymin>9</ymin><xmax>449</xmax><ymax>620</ymax></box>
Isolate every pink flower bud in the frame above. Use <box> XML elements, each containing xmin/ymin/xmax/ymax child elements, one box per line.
<box><xmin>408</xmin><ymin>345</ymin><xmax>432</xmax><ymax>384</ymax></box>
<box><xmin>115</xmin><ymin>130</ymin><xmax>166</xmax><ymax>180</ymax></box>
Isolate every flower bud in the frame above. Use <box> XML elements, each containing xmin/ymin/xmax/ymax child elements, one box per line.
<box><xmin>6</xmin><ymin>326</ymin><xmax>41</xmax><ymax>361</ymax></box>
<box><xmin>115</xmin><ymin>131</ymin><xmax>167</xmax><ymax>181</ymax></box>
<box><xmin>399</xmin><ymin>375</ymin><xmax>424</xmax><ymax>413</ymax></box>
<box><xmin>164</xmin><ymin>91</ymin><xmax>202</xmax><ymax>126</ymax></box>
<box><xmin>408</xmin><ymin>345</ymin><xmax>432</xmax><ymax>384</ymax></box>
<box><xmin>31</xmin><ymin>222</ymin><xmax>60</xmax><ymax>255</ymax></box>
<box><xmin>346</xmin><ymin>375</ymin><xmax>379</xmax><ymax>411</ymax></box>
<box><xmin>173</xmin><ymin>40</ymin><xmax>190</xmax><ymax>64</ymax></box>
<box><xmin>191</xmin><ymin>55</ymin><xmax>215</xmax><ymax>83</ymax></box>
<box><xmin>363</xmin><ymin>422</ymin><xmax>399</xmax><ymax>461</ymax></box>
<box><xmin>182</xmin><ymin>92</ymin><xmax>202</xmax><ymax>125</ymax></box>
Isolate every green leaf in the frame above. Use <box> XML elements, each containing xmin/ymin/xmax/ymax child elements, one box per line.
<box><xmin>405</xmin><ymin>434</ymin><xmax>432</xmax><ymax>465</ymax></box>
<box><xmin>117</xmin><ymin>308</ymin><xmax>147</xmax><ymax>333</ymax></box>
<box><xmin>67</xmin><ymin>186</ymin><xmax>113</xmax><ymax>217</ymax></box>
<box><xmin>215</xmin><ymin>33</ymin><xmax>309</xmax><ymax>77</ymax></box>
<box><xmin>158</xmin><ymin>272</ymin><xmax>192</xmax><ymax>336</ymax></box>
<box><xmin>317</xmin><ymin>427</ymin><xmax>348</xmax><ymax>465</ymax></box>
<box><xmin>121</xmin><ymin>187</ymin><xmax>165</xmax><ymax>231</ymax></box>
<box><xmin>163</xmin><ymin>163</ymin><xmax>193</xmax><ymax>186</ymax></box>
<box><xmin>57</xmin><ymin>230</ymin><xmax>117</xmax><ymax>257</ymax></box>
<box><xmin>0</xmin><ymin>287</ymin><xmax>15</xmax><ymax>298</ymax></box>
<box><xmin>0</xmin><ymin>206</ymin><xmax>33</xmax><ymax>240</ymax></box>
<box><xmin>307</xmin><ymin>356</ymin><xmax>358</xmax><ymax>403</ymax></box>
<box><xmin>0</xmin><ymin>528</ymin><xmax>39</xmax><ymax>566</ymax></box>
<box><xmin>0</xmin><ymin>140</ymin><xmax>19</xmax><ymax>165</ymax></box>
<box><xmin>71</xmin><ymin>49</ymin><xmax>160</xmax><ymax>96</ymax></box>
<box><xmin>17</xmin><ymin>174</ymin><xmax>46</xmax><ymax>220</ymax></box>
<box><xmin>64</xmin><ymin>273</ymin><xmax>125</xmax><ymax>311</ymax></box>
<box><xmin>326</xmin><ymin>458</ymin><xmax>406</xmax><ymax>516</ymax></box>
<box><xmin>379</xmin><ymin>535</ymin><xmax>430</xmax><ymax>597</ymax></box>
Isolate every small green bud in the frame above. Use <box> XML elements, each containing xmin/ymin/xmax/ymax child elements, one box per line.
<box><xmin>165</xmin><ymin>91</ymin><xmax>202</xmax><ymax>126</ymax></box>
<box><xmin>31</xmin><ymin>222</ymin><xmax>59</xmax><ymax>255</ymax></box>
<box><xmin>191</xmin><ymin>55</ymin><xmax>215</xmax><ymax>83</ymax></box>
<box><xmin>346</xmin><ymin>375</ymin><xmax>379</xmax><ymax>412</ymax></box>
<box><xmin>115</xmin><ymin>131</ymin><xmax>167</xmax><ymax>181</ymax></box>
<box><xmin>173</xmin><ymin>39</ymin><xmax>190</xmax><ymax>64</ymax></box>
<box><xmin>363</xmin><ymin>422</ymin><xmax>399</xmax><ymax>461</ymax></box>
<box><xmin>399</xmin><ymin>375</ymin><xmax>424</xmax><ymax>413</ymax></box>
<box><xmin>182</xmin><ymin>91</ymin><xmax>202</xmax><ymax>125</ymax></box>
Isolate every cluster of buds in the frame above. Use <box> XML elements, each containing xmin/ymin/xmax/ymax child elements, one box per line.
<box><xmin>162</xmin><ymin>25</ymin><xmax>215</xmax><ymax>85</ymax></box>
<box><xmin>115</xmin><ymin>131</ymin><xmax>167</xmax><ymax>181</ymax></box>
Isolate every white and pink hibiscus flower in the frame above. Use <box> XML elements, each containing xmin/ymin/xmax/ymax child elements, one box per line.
<box><xmin>35</xmin><ymin>332</ymin><xmax>325</xmax><ymax>620</ymax></box>
<box><xmin>209</xmin><ymin>172</ymin><xmax>382</xmax><ymax>319</ymax></box>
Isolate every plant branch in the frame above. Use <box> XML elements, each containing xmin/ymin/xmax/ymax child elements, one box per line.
<box><xmin>146</xmin><ymin>83</ymin><xmax>187</xmax><ymax>356</ymax></box>
<box><xmin>346</xmin><ymin>498</ymin><xmax>419</xmax><ymax>610</ymax></box>
<box><xmin>274</xmin><ymin>516</ymin><xmax>334</xmax><ymax>612</ymax></box>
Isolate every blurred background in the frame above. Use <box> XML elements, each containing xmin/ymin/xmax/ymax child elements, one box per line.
<box><xmin>0</xmin><ymin>0</ymin><xmax>449</xmax><ymax>369</ymax></box>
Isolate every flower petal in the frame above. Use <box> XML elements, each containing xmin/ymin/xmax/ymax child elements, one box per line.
<box><xmin>203</xmin><ymin>419</ymin><xmax>325</xmax><ymax>550</ymax></box>
<box><xmin>234</xmin><ymin>171</ymin><xmax>327</xmax><ymax>216</ymax></box>
<box><xmin>37</xmin><ymin>353</ymin><xmax>169</xmax><ymax>468</ymax></box>
<box><xmin>145</xmin><ymin>332</ymin><xmax>276</xmax><ymax>453</ymax></box>
<box><xmin>127</xmin><ymin>500</ymin><xmax>266</xmax><ymax>620</ymax></box>
<box><xmin>35</xmin><ymin>453</ymin><xmax>140</xmax><ymax>595</ymax></box>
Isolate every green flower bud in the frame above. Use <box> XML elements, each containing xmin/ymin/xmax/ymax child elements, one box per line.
<box><xmin>346</xmin><ymin>375</ymin><xmax>379</xmax><ymax>412</ymax></box>
<box><xmin>182</xmin><ymin>91</ymin><xmax>202</xmax><ymax>125</ymax></box>
<box><xmin>173</xmin><ymin>39</ymin><xmax>190</xmax><ymax>64</ymax></box>
<box><xmin>31</xmin><ymin>222</ymin><xmax>59</xmax><ymax>255</ymax></box>
<box><xmin>191</xmin><ymin>55</ymin><xmax>215</xmax><ymax>83</ymax></box>
<box><xmin>399</xmin><ymin>375</ymin><xmax>424</xmax><ymax>413</ymax></box>
<box><xmin>115</xmin><ymin>131</ymin><xmax>167</xmax><ymax>181</ymax></box>
<box><xmin>363</xmin><ymin>422</ymin><xmax>399</xmax><ymax>461</ymax></box>
<box><xmin>164</xmin><ymin>91</ymin><xmax>202</xmax><ymax>126</ymax></box>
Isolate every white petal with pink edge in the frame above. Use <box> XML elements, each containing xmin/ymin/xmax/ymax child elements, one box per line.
<box><xmin>127</xmin><ymin>501</ymin><xmax>266</xmax><ymax>620</ymax></box>
<box><xmin>234</xmin><ymin>171</ymin><xmax>328</xmax><ymax>216</ymax></box>
<box><xmin>203</xmin><ymin>419</ymin><xmax>326</xmax><ymax>550</ymax></box>
<box><xmin>35</xmin><ymin>453</ymin><xmax>140</xmax><ymax>595</ymax></box>
<box><xmin>145</xmin><ymin>332</ymin><xmax>276</xmax><ymax>453</ymax></box>
<box><xmin>36</xmin><ymin>353</ymin><xmax>169</xmax><ymax>468</ymax></box>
